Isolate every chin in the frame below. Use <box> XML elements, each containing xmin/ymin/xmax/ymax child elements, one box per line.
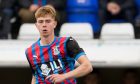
<box><xmin>42</xmin><ymin>34</ymin><xmax>49</xmax><ymax>38</ymax></box>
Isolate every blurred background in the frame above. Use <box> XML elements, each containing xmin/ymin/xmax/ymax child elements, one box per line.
<box><xmin>0</xmin><ymin>0</ymin><xmax>140</xmax><ymax>84</ymax></box>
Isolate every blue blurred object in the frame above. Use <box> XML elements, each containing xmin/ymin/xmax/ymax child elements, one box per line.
<box><xmin>67</xmin><ymin>0</ymin><xmax>98</xmax><ymax>12</ymax></box>
<box><xmin>135</xmin><ymin>0</ymin><xmax>140</xmax><ymax>13</ymax></box>
<box><xmin>67</xmin><ymin>0</ymin><xmax>101</xmax><ymax>33</ymax></box>
<box><xmin>135</xmin><ymin>0</ymin><xmax>140</xmax><ymax>24</ymax></box>
<box><xmin>68</xmin><ymin>14</ymin><xmax>100</xmax><ymax>32</ymax></box>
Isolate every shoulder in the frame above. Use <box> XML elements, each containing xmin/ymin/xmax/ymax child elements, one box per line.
<box><xmin>66</xmin><ymin>37</ymin><xmax>78</xmax><ymax>46</ymax></box>
<box><xmin>56</xmin><ymin>36</ymin><xmax>78</xmax><ymax>48</ymax></box>
<box><xmin>65</xmin><ymin>37</ymin><xmax>86</xmax><ymax>59</ymax></box>
<box><xmin>57</xmin><ymin>36</ymin><xmax>70</xmax><ymax>40</ymax></box>
<box><xmin>25</xmin><ymin>41</ymin><xmax>38</xmax><ymax>54</ymax></box>
<box><xmin>58</xmin><ymin>36</ymin><xmax>77</xmax><ymax>44</ymax></box>
<box><xmin>56</xmin><ymin>36</ymin><xmax>71</xmax><ymax>44</ymax></box>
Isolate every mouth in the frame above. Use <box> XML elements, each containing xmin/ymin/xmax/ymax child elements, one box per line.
<box><xmin>42</xmin><ymin>29</ymin><xmax>47</xmax><ymax>32</ymax></box>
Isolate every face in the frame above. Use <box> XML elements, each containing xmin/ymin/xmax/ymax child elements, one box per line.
<box><xmin>35</xmin><ymin>15</ymin><xmax>57</xmax><ymax>38</ymax></box>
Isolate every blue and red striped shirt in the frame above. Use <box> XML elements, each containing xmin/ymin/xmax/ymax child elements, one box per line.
<box><xmin>25</xmin><ymin>37</ymin><xmax>85</xmax><ymax>84</ymax></box>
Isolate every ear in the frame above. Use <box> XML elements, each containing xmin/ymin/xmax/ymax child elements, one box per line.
<box><xmin>54</xmin><ymin>21</ymin><xmax>57</xmax><ymax>29</ymax></box>
<box><xmin>35</xmin><ymin>23</ymin><xmax>39</xmax><ymax>30</ymax></box>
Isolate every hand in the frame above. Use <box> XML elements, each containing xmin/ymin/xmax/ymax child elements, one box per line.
<box><xmin>29</xmin><ymin>4</ymin><xmax>39</xmax><ymax>12</ymax></box>
<box><xmin>107</xmin><ymin>2</ymin><xmax>121</xmax><ymax>15</ymax></box>
<box><xmin>46</xmin><ymin>74</ymin><xmax>66</xmax><ymax>83</ymax></box>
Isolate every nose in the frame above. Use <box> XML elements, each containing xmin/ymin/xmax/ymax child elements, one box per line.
<box><xmin>42</xmin><ymin>22</ymin><xmax>47</xmax><ymax>27</ymax></box>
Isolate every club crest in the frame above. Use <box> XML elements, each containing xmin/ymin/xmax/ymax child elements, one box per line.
<box><xmin>52</xmin><ymin>46</ymin><xmax>60</xmax><ymax>55</ymax></box>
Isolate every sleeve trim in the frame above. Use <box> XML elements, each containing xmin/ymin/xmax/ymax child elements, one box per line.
<box><xmin>75</xmin><ymin>52</ymin><xmax>86</xmax><ymax>60</ymax></box>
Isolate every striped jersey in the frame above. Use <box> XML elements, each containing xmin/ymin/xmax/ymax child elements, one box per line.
<box><xmin>25</xmin><ymin>37</ymin><xmax>86</xmax><ymax>84</ymax></box>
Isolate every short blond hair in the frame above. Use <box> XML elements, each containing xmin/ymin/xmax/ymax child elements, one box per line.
<box><xmin>35</xmin><ymin>5</ymin><xmax>57</xmax><ymax>20</ymax></box>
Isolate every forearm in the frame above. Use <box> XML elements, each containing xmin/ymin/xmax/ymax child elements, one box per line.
<box><xmin>46</xmin><ymin>56</ymin><xmax>93</xmax><ymax>83</ymax></box>
<box><xmin>63</xmin><ymin>59</ymin><xmax>93</xmax><ymax>79</ymax></box>
<box><xmin>31</xmin><ymin>75</ymin><xmax>36</xmax><ymax>84</ymax></box>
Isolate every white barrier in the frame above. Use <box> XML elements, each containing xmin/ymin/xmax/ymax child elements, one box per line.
<box><xmin>0</xmin><ymin>39</ymin><xmax>140</xmax><ymax>67</ymax></box>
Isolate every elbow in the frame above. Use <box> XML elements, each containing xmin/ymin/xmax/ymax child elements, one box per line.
<box><xmin>84</xmin><ymin>62</ymin><xmax>93</xmax><ymax>74</ymax></box>
<box><xmin>88</xmin><ymin>63</ymin><xmax>93</xmax><ymax>73</ymax></box>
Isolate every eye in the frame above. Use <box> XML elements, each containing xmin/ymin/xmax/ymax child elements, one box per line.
<box><xmin>45</xmin><ymin>20</ymin><xmax>51</xmax><ymax>23</ymax></box>
<box><xmin>38</xmin><ymin>20</ymin><xmax>43</xmax><ymax>23</ymax></box>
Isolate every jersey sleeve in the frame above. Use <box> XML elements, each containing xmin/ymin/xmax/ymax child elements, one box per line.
<box><xmin>25</xmin><ymin>49</ymin><xmax>35</xmax><ymax>75</ymax></box>
<box><xmin>66</xmin><ymin>37</ymin><xmax>86</xmax><ymax>60</ymax></box>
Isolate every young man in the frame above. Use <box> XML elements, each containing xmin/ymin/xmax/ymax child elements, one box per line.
<box><xmin>25</xmin><ymin>5</ymin><xmax>93</xmax><ymax>84</ymax></box>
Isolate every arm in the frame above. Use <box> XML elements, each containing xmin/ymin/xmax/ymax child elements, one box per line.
<box><xmin>31</xmin><ymin>75</ymin><xmax>36</xmax><ymax>84</ymax></box>
<box><xmin>29</xmin><ymin>4</ymin><xmax>39</xmax><ymax>12</ymax></box>
<box><xmin>25</xmin><ymin>50</ymin><xmax>36</xmax><ymax>84</ymax></box>
<box><xmin>47</xmin><ymin>55</ymin><xmax>92</xmax><ymax>83</ymax></box>
<box><xmin>46</xmin><ymin>37</ymin><xmax>93</xmax><ymax>83</ymax></box>
<box><xmin>63</xmin><ymin>55</ymin><xmax>93</xmax><ymax>78</ymax></box>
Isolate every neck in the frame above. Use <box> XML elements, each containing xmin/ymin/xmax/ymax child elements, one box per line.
<box><xmin>40</xmin><ymin>33</ymin><xmax>55</xmax><ymax>46</ymax></box>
